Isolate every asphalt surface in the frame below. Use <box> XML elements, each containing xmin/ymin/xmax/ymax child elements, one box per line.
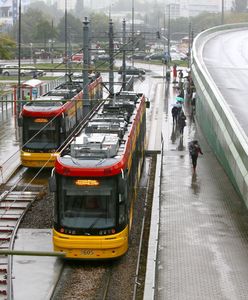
<box><xmin>202</xmin><ymin>28</ymin><xmax>248</xmax><ymax>137</ymax></box>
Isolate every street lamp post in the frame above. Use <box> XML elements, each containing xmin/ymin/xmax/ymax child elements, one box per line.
<box><xmin>51</xmin><ymin>20</ymin><xmax>54</xmax><ymax>64</ymax></box>
<box><xmin>221</xmin><ymin>0</ymin><xmax>224</xmax><ymax>25</ymax></box>
<box><xmin>17</xmin><ymin>0</ymin><xmax>21</xmax><ymax>116</ymax></box>
<box><xmin>167</xmin><ymin>4</ymin><xmax>171</xmax><ymax>70</ymax></box>
<box><xmin>131</xmin><ymin>0</ymin><xmax>134</xmax><ymax>67</ymax></box>
<box><xmin>30</xmin><ymin>43</ymin><xmax>32</xmax><ymax>64</ymax></box>
<box><xmin>65</xmin><ymin>0</ymin><xmax>68</xmax><ymax>74</ymax></box>
<box><xmin>188</xmin><ymin>22</ymin><xmax>192</xmax><ymax>68</ymax></box>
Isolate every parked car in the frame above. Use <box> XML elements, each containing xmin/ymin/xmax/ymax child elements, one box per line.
<box><xmin>118</xmin><ymin>66</ymin><xmax>146</xmax><ymax>76</ymax></box>
<box><xmin>71</xmin><ymin>53</ymin><xmax>83</xmax><ymax>62</ymax></box>
<box><xmin>144</xmin><ymin>52</ymin><xmax>165</xmax><ymax>61</ymax></box>
<box><xmin>1</xmin><ymin>65</ymin><xmax>45</xmax><ymax>77</ymax></box>
<box><xmin>92</xmin><ymin>54</ymin><xmax>110</xmax><ymax>63</ymax></box>
<box><xmin>178</xmin><ymin>52</ymin><xmax>188</xmax><ymax>61</ymax></box>
<box><xmin>170</xmin><ymin>52</ymin><xmax>182</xmax><ymax>61</ymax></box>
<box><xmin>0</xmin><ymin>63</ymin><xmax>6</xmax><ymax>75</ymax></box>
<box><xmin>25</xmin><ymin>66</ymin><xmax>46</xmax><ymax>77</ymax></box>
<box><xmin>2</xmin><ymin>65</ymin><xmax>30</xmax><ymax>77</ymax></box>
<box><xmin>127</xmin><ymin>52</ymin><xmax>147</xmax><ymax>60</ymax></box>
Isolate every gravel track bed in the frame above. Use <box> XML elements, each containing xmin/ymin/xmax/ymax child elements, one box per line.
<box><xmin>19</xmin><ymin>155</ymin><xmax>156</xmax><ymax>299</ymax></box>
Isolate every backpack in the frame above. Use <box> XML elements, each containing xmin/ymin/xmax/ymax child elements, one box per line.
<box><xmin>189</xmin><ymin>142</ymin><xmax>197</xmax><ymax>156</ymax></box>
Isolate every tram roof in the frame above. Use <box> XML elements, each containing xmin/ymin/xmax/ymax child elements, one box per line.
<box><xmin>55</xmin><ymin>92</ymin><xmax>146</xmax><ymax>176</ymax></box>
<box><xmin>21</xmin><ymin>79</ymin><xmax>44</xmax><ymax>87</ymax></box>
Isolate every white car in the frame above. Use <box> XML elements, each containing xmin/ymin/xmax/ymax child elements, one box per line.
<box><xmin>2</xmin><ymin>65</ymin><xmax>28</xmax><ymax>76</ymax></box>
<box><xmin>1</xmin><ymin>65</ymin><xmax>45</xmax><ymax>77</ymax></box>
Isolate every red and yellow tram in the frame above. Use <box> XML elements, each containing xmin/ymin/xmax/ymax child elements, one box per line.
<box><xmin>19</xmin><ymin>74</ymin><xmax>102</xmax><ymax>168</ymax></box>
<box><xmin>49</xmin><ymin>91</ymin><xmax>149</xmax><ymax>259</ymax></box>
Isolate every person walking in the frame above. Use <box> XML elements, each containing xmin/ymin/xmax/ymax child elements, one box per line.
<box><xmin>188</xmin><ymin>140</ymin><xmax>203</xmax><ymax>172</ymax></box>
<box><xmin>178</xmin><ymin>112</ymin><xmax>186</xmax><ymax>135</ymax></box>
<box><xmin>171</xmin><ymin>106</ymin><xmax>179</xmax><ymax>124</ymax></box>
<box><xmin>172</xmin><ymin>64</ymin><xmax>177</xmax><ymax>83</ymax></box>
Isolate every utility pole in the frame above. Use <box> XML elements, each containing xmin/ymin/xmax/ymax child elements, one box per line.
<box><xmin>188</xmin><ymin>22</ymin><xmax>192</xmax><ymax>68</ymax></box>
<box><xmin>17</xmin><ymin>0</ymin><xmax>21</xmax><ymax>116</ymax></box>
<box><xmin>221</xmin><ymin>0</ymin><xmax>224</xmax><ymax>25</ymax></box>
<box><xmin>122</xmin><ymin>19</ymin><xmax>127</xmax><ymax>91</ymax></box>
<box><xmin>109</xmin><ymin>19</ymin><xmax>114</xmax><ymax>95</ymax></box>
<box><xmin>51</xmin><ymin>20</ymin><xmax>54</xmax><ymax>64</ymax></box>
<box><xmin>83</xmin><ymin>17</ymin><xmax>90</xmax><ymax>116</ymax></box>
<box><xmin>88</xmin><ymin>19</ymin><xmax>92</xmax><ymax>69</ymax></box>
<box><xmin>65</xmin><ymin>0</ymin><xmax>68</xmax><ymax>74</ymax></box>
<box><xmin>131</xmin><ymin>0</ymin><xmax>134</xmax><ymax>67</ymax></box>
<box><xmin>68</xmin><ymin>26</ymin><xmax>72</xmax><ymax>74</ymax></box>
<box><xmin>167</xmin><ymin>4</ymin><xmax>171</xmax><ymax>69</ymax></box>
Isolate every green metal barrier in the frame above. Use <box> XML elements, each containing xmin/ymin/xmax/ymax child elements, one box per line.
<box><xmin>192</xmin><ymin>23</ymin><xmax>248</xmax><ymax>207</ymax></box>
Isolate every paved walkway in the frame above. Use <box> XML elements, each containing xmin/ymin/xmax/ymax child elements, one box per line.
<box><xmin>156</xmin><ymin>82</ymin><xmax>248</xmax><ymax>299</ymax></box>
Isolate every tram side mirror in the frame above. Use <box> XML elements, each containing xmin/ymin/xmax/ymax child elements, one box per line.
<box><xmin>146</xmin><ymin>98</ymin><xmax>150</xmax><ymax>109</ymax></box>
<box><xmin>49</xmin><ymin>176</ymin><xmax>57</xmax><ymax>192</ymax></box>
<box><xmin>18</xmin><ymin>117</ymin><xmax>23</xmax><ymax>127</ymax></box>
<box><xmin>119</xmin><ymin>178</ymin><xmax>125</xmax><ymax>194</ymax></box>
<box><xmin>60</xmin><ymin>116</ymin><xmax>65</xmax><ymax>131</ymax></box>
<box><xmin>118</xmin><ymin>176</ymin><xmax>127</xmax><ymax>194</ymax></box>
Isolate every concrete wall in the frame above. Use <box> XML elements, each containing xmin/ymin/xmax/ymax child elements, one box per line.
<box><xmin>191</xmin><ymin>23</ymin><xmax>248</xmax><ymax>207</ymax></box>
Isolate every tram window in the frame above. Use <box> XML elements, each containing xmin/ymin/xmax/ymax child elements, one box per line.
<box><xmin>61</xmin><ymin>193</ymin><xmax>116</xmax><ymax>228</ymax></box>
<box><xmin>59</xmin><ymin>177</ymin><xmax>118</xmax><ymax>228</ymax></box>
<box><xmin>23</xmin><ymin>117</ymin><xmax>59</xmax><ymax>149</ymax></box>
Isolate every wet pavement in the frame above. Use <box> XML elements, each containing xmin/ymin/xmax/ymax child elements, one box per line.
<box><xmin>157</xmin><ymin>82</ymin><xmax>248</xmax><ymax>299</ymax></box>
<box><xmin>2</xmin><ymin>67</ymin><xmax>248</xmax><ymax>299</ymax></box>
<box><xmin>0</xmin><ymin>107</ymin><xmax>21</xmax><ymax>183</ymax></box>
<box><xmin>13</xmin><ymin>229</ymin><xmax>62</xmax><ymax>300</ymax></box>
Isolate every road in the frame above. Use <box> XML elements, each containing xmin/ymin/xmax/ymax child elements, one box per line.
<box><xmin>202</xmin><ymin>28</ymin><xmax>248</xmax><ymax>135</ymax></box>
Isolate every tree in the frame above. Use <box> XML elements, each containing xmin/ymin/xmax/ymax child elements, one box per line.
<box><xmin>28</xmin><ymin>1</ymin><xmax>63</xmax><ymax>24</ymax></box>
<box><xmin>90</xmin><ymin>13</ymin><xmax>109</xmax><ymax>42</ymax></box>
<box><xmin>11</xmin><ymin>8</ymin><xmax>52</xmax><ymax>44</ymax></box>
<box><xmin>0</xmin><ymin>34</ymin><xmax>16</xmax><ymax>59</ymax></box>
<box><xmin>57</xmin><ymin>13</ymin><xmax>83</xmax><ymax>44</ymax></box>
<box><xmin>32</xmin><ymin>20</ymin><xmax>56</xmax><ymax>48</ymax></box>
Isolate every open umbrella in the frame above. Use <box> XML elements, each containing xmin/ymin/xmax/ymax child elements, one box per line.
<box><xmin>176</xmin><ymin>96</ymin><xmax>184</xmax><ymax>103</ymax></box>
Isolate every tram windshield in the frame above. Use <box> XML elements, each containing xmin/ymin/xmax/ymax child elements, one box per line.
<box><xmin>23</xmin><ymin>117</ymin><xmax>60</xmax><ymax>150</ymax></box>
<box><xmin>57</xmin><ymin>176</ymin><xmax>117</xmax><ymax>229</ymax></box>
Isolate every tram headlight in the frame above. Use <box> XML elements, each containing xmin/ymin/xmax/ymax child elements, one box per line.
<box><xmin>23</xmin><ymin>153</ymin><xmax>31</xmax><ymax>156</ymax></box>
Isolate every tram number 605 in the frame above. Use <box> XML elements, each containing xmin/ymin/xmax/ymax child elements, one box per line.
<box><xmin>81</xmin><ymin>249</ymin><xmax>94</xmax><ymax>255</ymax></box>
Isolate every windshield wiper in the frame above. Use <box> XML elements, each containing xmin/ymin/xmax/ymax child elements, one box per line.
<box><xmin>89</xmin><ymin>213</ymin><xmax>105</xmax><ymax>229</ymax></box>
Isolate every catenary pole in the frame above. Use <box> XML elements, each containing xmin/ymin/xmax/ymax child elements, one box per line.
<box><xmin>122</xmin><ymin>19</ymin><xmax>127</xmax><ymax>91</ymax></box>
<box><xmin>83</xmin><ymin>17</ymin><xmax>90</xmax><ymax>116</ymax></box>
<box><xmin>17</xmin><ymin>0</ymin><xmax>21</xmax><ymax>116</ymax></box>
<box><xmin>221</xmin><ymin>0</ymin><xmax>224</xmax><ymax>25</ymax></box>
<box><xmin>109</xmin><ymin>19</ymin><xmax>114</xmax><ymax>95</ymax></box>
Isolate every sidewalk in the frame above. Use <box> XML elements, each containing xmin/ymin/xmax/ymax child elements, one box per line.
<box><xmin>156</xmin><ymin>83</ymin><xmax>248</xmax><ymax>299</ymax></box>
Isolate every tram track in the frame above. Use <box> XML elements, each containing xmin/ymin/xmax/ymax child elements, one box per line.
<box><xmin>0</xmin><ymin>164</ymin><xmax>49</xmax><ymax>300</ymax></box>
<box><xmin>51</xmin><ymin>155</ymin><xmax>156</xmax><ymax>300</ymax></box>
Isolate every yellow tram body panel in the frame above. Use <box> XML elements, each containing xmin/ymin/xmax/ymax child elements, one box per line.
<box><xmin>53</xmin><ymin>226</ymin><xmax>129</xmax><ymax>259</ymax></box>
<box><xmin>21</xmin><ymin>150</ymin><xmax>59</xmax><ymax>168</ymax></box>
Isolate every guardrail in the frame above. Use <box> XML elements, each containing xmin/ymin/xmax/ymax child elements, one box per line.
<box><xmin>192</xmin><ymin>23</ymin><xmax>248</xmax><ymax>207</ymax></box>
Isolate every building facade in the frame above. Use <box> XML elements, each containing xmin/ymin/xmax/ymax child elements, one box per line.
<box><xmin>167</xmin><ymin>0</ymin><xmax>233</xmax><ymax>18</ymax></box>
